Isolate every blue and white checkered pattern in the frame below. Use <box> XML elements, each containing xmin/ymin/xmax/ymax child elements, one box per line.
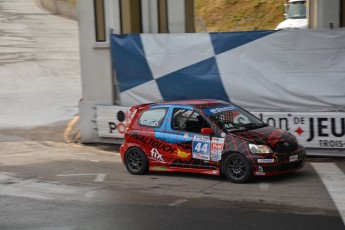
<box><xmin>111</xmin><ymin>31</ymin><xmax>275</xmax><ymax>106</ymax></box>
<box><xmin>111</xmin><ymin>29</ymin><xmax>345</xmax><ymax>111</ymax></box>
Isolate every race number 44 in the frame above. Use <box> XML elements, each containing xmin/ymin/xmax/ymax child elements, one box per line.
<box><xmin>194</xmin><ymin>142</ymin><xmax>209</xmax><ymax>153</ymax></box>
<box><xmin>192</xmin><ymin>135</ymin><xmax>210</xmax><ymax>160</ymax></box>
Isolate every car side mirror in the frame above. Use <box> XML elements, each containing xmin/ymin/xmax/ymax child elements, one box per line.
<box><xmin>201</xmin><ymin>128</ymin><xmax>213</xmax><ymax>135</ymax></box>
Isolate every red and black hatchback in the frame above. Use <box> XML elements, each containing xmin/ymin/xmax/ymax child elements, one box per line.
<box><xmin>120</xmin><ymin>99</ymin><xmax>306</xmax><ymax>183</ymax></box>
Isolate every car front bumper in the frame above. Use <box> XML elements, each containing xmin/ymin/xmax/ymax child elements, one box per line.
<box><xmin>249</xmin><ymin>147</ymin><xmax>307</xmax><ymax>177</ymax></box>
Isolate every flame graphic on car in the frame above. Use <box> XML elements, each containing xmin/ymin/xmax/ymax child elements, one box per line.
<box><xmin>176</xmin><ymin>149</ymin><xmax>190</xmax><ymax>159</ymax></box>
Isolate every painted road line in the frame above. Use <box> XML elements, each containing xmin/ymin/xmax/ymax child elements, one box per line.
<box><xmin>168</xmin><ymin>199</ymin><xmax>188</xmax><ymax>207</ymax></box>
<box><xmin>56</xmin><ymin>173</ymin><xmax>106</xmax><ymax>182</ymax></box>
<box><xmin>311</xmin><ymin>163</ymin><xmax>345</xmax><ymax>225</ymax></box>
<box><xmin>2</xmin><ymin>154</ymin><xmax>33</xmax><ymax>157</ymax></box>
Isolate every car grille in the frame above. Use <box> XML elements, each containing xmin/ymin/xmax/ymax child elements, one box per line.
<box><xmin>264</xmin><ymin>160</ymin><xmax>304</xmax><ymax>173</ymax></box>
<box><xmin>277</xmin><ymin>160</ymin><xmax>303</xmax><ymax>172</ymax></box>
<box><xmin>272</xmin><ymin>141</ymin><xmax>298</xmax><ymax>153</ymax></box>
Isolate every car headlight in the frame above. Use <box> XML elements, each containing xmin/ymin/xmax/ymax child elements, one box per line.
<box><xmin>249</xmin><ymin>144</ymin><xmax>273</xmax><ymax>154</ymax></box>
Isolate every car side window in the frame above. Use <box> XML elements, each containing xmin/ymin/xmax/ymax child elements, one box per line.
<box><xmin>172</xmin><ymin>108</ymin><xmax>210</xmax><ymax>133</ymax></box>
<box><xmin>138</xmin><ymin>108</ymin><xmax>167</xmax><ymax>127</ymax></box>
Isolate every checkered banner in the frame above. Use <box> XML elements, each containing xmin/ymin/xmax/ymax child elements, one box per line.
<box><xmin>110</xmin><ymin>29</ymin><xmax>345</xmax><ymax>112</ymax></box>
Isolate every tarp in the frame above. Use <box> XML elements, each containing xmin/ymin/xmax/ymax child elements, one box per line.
<box><xmin>111</xmin><ymin>29</ymin><xmax>345</xmax><ymax>112</ymax></box>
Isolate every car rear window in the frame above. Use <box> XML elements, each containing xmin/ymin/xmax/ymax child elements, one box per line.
<box><xmin>138</xmin><ymin>108</ymin><xmax>167</xmax><ymax>127</ymax></box>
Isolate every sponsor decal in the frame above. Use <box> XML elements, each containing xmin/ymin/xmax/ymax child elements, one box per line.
<box><xmin>210</xmin><ymin>137</ymin><xmax>225</xmax><ymax>162</ymax></box>
<box><xmin>152</xmin><ymin>166</ymin><xmax>167</xmax><ymax>171</ymax></box>
<box><xmin>183</xmin><ymin>133</ymin><xmax>189</xmax><ymax>139</ymax></box>
<box><xmin>203</xmin><ymin>105</ymin><xmax>238</xmax><ymax>115</ymax></box>
<box><xmin>139</xmin><ymin>119</ymin><xmax>159</xmax><ymax>127</ymax></box>
<box><xmin>175</xmin><ymin>149</ymin><xmax>190</xmax><ymax>159</ymax></box>
<box><xmin>150</xmin><ymin>148</ymin><xmax>164</xmax><ymax>162</ymax></box>
<box><xmin>257</xmin><ymin>159</ymin><xmax>275</xmax><ymax>163</ymax></box>
<box><xmin>192</xmin><ymin>135</ymin><xmax>210</xmax><ymax>160</ymax></box>
<box><xmin>289</xmin><ymin>155</ymin><xmax>298</xmax><ymax>162</ymax></box>
<box><xmin>256</xmin><ymin>166</ymin><xmax>265</xmax><ymax>175</ymax></box>
<box><xmin>129</xmin><ymin>132</ymin><xmax>177</xmax><ymax>154</ymax></box>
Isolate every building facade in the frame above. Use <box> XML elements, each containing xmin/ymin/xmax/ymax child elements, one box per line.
<box><xmin>77</xmin><ymin>0</ymin><xmax>345</xmax><ymax>144</ymax></box>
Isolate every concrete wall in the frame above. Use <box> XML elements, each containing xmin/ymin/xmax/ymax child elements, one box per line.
<box><xmin>309</xmin><ymin>0</ymin><xmax>341</xmax><ymax>29</ymax></box>
<box><xmin>36</xmin><ymin>0</ymin><xmax>77</xmax><ymax>20</ymax></box>
<box><xmin>77</xmin><ymin>0</ymin><xmax>191</xmax><ymax>143</ymax></box>
<box><xmin>78</xmin><ymin>0</ymin><xmax>114</xmax><ymax>143</ymax></box>
<box><xmin>317</xmin><ymin>0</ymin><xmax>340</xmax><ymax>28</ymax></box>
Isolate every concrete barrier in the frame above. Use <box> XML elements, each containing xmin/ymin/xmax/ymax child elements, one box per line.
<box><xmin>35</xmin><ymin>0</ymin><xmax>77</xmax><ymax>20</ymax></box>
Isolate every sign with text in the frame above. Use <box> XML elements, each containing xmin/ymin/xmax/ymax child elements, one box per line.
<box><xmin>96</xmin><ymin>106</ymin><xmax>135</xmax><ymax>138</ymax></box>
<box><xmin>252</xmin><ymin>112</ymin><xmax>345</xmax><ymax>149</ymax></box>
<box><xmin>96</xmin><ymin>106</ymin><xmax>345</xmax><ymax>148</ymax></box>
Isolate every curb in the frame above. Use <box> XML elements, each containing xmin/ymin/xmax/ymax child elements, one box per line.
<box><xmin>34</xmin><ymin>0</ymin><xmax>77</xmax><ymax>21</ymax></box>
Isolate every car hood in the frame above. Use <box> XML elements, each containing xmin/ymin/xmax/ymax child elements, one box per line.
<box><xmin>231</xmin><ymin>125</ymin><xmax>296</xmax><ymax>148</ymax></box>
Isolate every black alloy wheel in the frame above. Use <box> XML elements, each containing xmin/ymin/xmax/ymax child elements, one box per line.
<box><xmin>223</xmin><ymin>153</ymin><xmax>251</xmax><ymax>183</ymax></box>
<box><xmin>124</xmin><ymin>147</ymin><xmax>149</xmax><ymax>175</ymax></box>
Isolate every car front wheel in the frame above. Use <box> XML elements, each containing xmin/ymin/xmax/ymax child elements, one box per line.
<box><xmin>223</xmin><ymin>153</ymin><xmax>251</xmax><ymax>183</ymax></box>
<box><xmin>124</xmin><ymin>147</ymin><xmax>149</xmax><ymax>175</ymax></box>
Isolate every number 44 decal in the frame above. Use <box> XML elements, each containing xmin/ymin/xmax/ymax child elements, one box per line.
<box><xmin>192</xmin><ymin>135</ymin><xmax>211</xmax><ymax>160</ymax></box>
<box><xmin>194</xmin><ymin>142</ymin><xmax>209</xmax><ymax>153</ymax></box>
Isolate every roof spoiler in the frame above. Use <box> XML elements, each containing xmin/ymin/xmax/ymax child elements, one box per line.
<box><xmin>130</xmin><ymin>103</ymin><xmax>154</xmax><ymax>112</ymax></box>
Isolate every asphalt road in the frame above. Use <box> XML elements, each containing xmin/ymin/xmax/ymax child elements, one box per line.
<box><xmin>1</xmin><ymin>140</ymin><xmax>345</xmax><ymax>230</ymax></box>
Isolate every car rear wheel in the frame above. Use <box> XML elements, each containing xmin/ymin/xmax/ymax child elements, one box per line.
<box><xmin>223</xmin><ymin>153</ymin><xmax>251</xmax><ymax>183</ymax></box>
<box><xmin>125</xmin><ymin>147</ymin><xmax>149</xmax><ymax>175</ymax></box>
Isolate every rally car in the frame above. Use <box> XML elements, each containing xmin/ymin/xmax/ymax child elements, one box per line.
<box><xmin>120</xmin><ymin>99</ymin><xmax>306</xmax><ymax>183</ymax></box>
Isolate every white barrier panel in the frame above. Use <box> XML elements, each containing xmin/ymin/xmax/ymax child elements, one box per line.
<box><xmin>96</xmin><ymin>106</ymin><xmax>135</xmax><ymax>138</ymax></box>
<box><xmin>96</xmin><ymin>106</ymin><xmax>345</xmax><ymax>149</ymax></box>
<box><xmin>252</xmin><ymin>112</ymin><xmax>345</xmax><ymax>148</ymax></box>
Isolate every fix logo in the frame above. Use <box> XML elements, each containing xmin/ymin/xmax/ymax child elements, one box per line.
<box><xmin>150</xmin><ymin>148</ymin><xmax>164</xmax><ymax>162</ymax></box>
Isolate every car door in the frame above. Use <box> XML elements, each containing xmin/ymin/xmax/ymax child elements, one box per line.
<box><xmin>162</xmin><ymin>107</ymin><xmax>217</xmax><ymax>170</ymax></box>
<box><xmin>134</xmin><ymin>107</ymin><xmax>170</xmax><ymax>166</ymax></box>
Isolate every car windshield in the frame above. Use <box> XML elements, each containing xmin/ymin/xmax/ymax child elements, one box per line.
<box><xmin>287</xmin><ymin>1</ymin><xmax>306</xmax><ymax>19</ymax></box>
<box><xmin>203</xmin><ymin>105</ymin><xmax>267</xmax><ymax>133</ymax></box>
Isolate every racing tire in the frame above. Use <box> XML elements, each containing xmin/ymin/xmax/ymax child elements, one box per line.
<box><xmin>223</xmin><ymin>153</ymin><xmax>252</xmax><ymax>183</ymax></box>
<box><xmin>124</xmin><ymin>147</ymin><xmax>149</xmax><ymax>175</ymax></box>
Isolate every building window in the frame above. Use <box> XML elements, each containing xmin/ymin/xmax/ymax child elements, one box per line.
<box><xmin>341</xmin><ymin>0</ymin><xmax>345</xmax><ymax>27</ymax></box>
<box><xmin>158</xmin><ymin>0</ymin><xmax>169</xmax><ymax>33</ymax></box>
<box><xmin>185</xmin><ymin>0</ymin><xmax>195</xmax><ymax>33</ymax></box>
<box><xmin>120</xmin><ymin>0</ymin><xmax>142</xmax><ymax>34</ymax></box>
<box><xmin>94</xmin><ymin>0</ymin><xmax>106</xmax><ymax>42</ymax></box>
